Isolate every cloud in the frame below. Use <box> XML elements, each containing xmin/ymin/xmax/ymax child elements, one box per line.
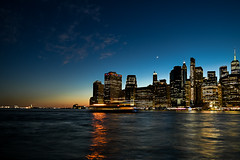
<box><xmin>46</xmin><ymin>30</ymin><xmax>121</xmax><ymax>64</ymax></box>
<box><xmin>57</xmin><ymin>1</ymin><xmax>101</xmax><ymax>22</ymax></box>
<box><xmin>100</xmin><ymin>52</ymin><xmax>114</xmax><ymax>59</ymax></box>
<box><xmin>42</xmin><ymin>1</ymin><xmax>120</xmax><ymax>64</ymax></box>
<box><xmin>0</xmin><ymin>0</ymin><xmax>123</xmax><ymax>64</ymax></box>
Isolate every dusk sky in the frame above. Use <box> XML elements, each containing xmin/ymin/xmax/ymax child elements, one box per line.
<box><xmin>1</xmin><ymin>0</ymin><xmax>240</xmax><ymax>107</ymax></box>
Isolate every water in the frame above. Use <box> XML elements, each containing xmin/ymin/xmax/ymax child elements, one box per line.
<box><xmin>1</xmin><ymin>109</ymin><xmax>240</xmax><ymax>160</ymax></box>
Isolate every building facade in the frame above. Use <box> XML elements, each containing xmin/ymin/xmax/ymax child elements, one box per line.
<box><xmin>90</xmin><ymin>80</ymin><xmax>104</xmax><ymax>105</ymax></box>
<box><xmin>125</xmin><ymin>75</ymin><xmax>137</xmax><ymax>103</ymax></box>
<box><xmin>104</xmin><ymin>71</ymin><xmax>122</xmax><ymax>104</ymax></box>
<box><xmin>185</xmin><ymin>79</ymin><xmax>191</xmax><ymax>107</ymax></box>
<box><xmin>195</xmin><ymin>67</ymin><xmax>203</xmax><ymax>106</ymax></box>
<box><xmin>219</xmin><ymin>66</ymin><xmax>229</xmax><ymax>79</ymax></box>
<box><xmin>190</xmin><ymin>57</ymin><xmax>196</xmax><ymax>105</ymax></box>
<box><xmin>135</xmin><ymin>86</ymin><xmax>154</xmax><ymax>108</ymax></box>
<box><xmin>153</xmin><ymin>79</ymin><xmax>171</xmax><ymax>108</ymax></box>
<box><xmin>231</xmin><ymin>49</ymin><xmax>240</xmax><ymax>74</ymax></box>
<box><xmin>220</xmin><ymin>50</ymin><xmax>240</xmax><ymax>107</ymax></box>
<box><xmin>202</xmin><ymin>71</ymin><xmax>219</xmax><ymax>109</ymax></box>
<box><xmin>170</xmin><ymin>66</ymin><xmax>185</xmax><ymax>106</ymax></box>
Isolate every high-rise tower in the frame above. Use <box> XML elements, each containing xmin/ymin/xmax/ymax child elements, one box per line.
<box><xmin>170</xmin><ymin>66</ymin><xmax>184</xmax><ymax>106</ymax></box>
<box><xmin>181</xmin><ymin>61</ymin><xmax>187</xmax><ymax>88</ymax></box>
<box><xmin>231</xmin><ymin>49</ymin><xmax>240</xmax><ymax>74</ymax></box>
<box><xmin>195</xmin><ymin>67</ymin><xmax>203</xmax><ymax>106</ymax></box>
<box><xmin>125</xmin><ymin>75</ymin><xmax>137</xmax><ymax>102</ymax></box>
<box><xmin>153</xmin><ymin>71</ymin><xmax>157</xmax><ymax>85</ymax></box>
<box><xmin>190</xmin><ymin>57</ymin><xmax>196</xmax><ymax>105</ymax></box>
<box><xmin>92</xmin><ymin>81</ymin><xmax>104</xmax><ymax>104</ymax></box>
<box><xmin>104</xmin><ymin>71</ymin><xmax>122</xmax><ymax>103</ymax></box>
<box><xmin>219</xmin><ymin>66</ymin><xmax>229</xmax><ymax>79</ymax></box>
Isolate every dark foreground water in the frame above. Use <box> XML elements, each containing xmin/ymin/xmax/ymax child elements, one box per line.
<box><xmin>1</xmin><ymin>109</ymin><xmax>240</xmax><ymax>160</ymax></box>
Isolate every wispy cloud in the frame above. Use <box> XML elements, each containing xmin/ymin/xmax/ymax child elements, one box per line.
<box><xmin>42</xmin><ymin>1</ymin><xmax>122</xmax><ymax>64</ymax></box>
<box><xmin>0</xmin><ymin>0</ymin><xmax>123</xmax><ymax>64</ymax></box>
<box><xmin>100</xmin><ymin>52</ymin><xmax>114</xmax><ymax>59</ymax></box>
<box><xmin>57</xmin><ymin>1</ymin><xmax>101</xmax><ymax>22</ymax></box>
<box><xmin>46</xmin><ymin>29</ymin><xmax>120</xmax><ymax>64</ymax></box>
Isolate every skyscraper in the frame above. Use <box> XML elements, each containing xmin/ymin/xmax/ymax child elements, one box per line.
<box><xmin>190</xmin><ymin>57</ymin><xmax>196</xmax><ymax>105</ymax></box>
<box><xmin>125</xmin><ymin>75</ymin><xmax>137</xmax><ymax>102</ymax></box>
<box><xmin>154</xmin><ymin>79</ymin><xmax>171</xmax><ymax>108</ymax></box>
<box><xmin>231</xmin><ymin>49</ymin><xmax>240</xmax><ymax>74</ymax></box>
<box><xmin>220</xmin><ymin>50</ymin><xmax>240</xmax><ymax>107</ymax></box>
<box><xmin>207</xmin><ymin>71</ymin><xmax>217</xmax><ymax>86</ymax></box>
<box><xmin>104</xmin><ymin>71</ymin><xmax>122</xmax><ymax>104</ymax></box>
<box><xmin>181</xmin><ymin>62</ymin><xmax>187</xmax><ymax>88</ymax></box>
<box><xmin>185</xmin><ymin>79</ymin><xmax>191</xmax><ymax>107</ymax></box>
<box><xmin>170</xmin><ymin>66</ymin><xmax>184</xmax><ymax>106</ymax></box>
<box><xmin>153</xmin><ymin>71</ymin><xmax>158</xmax><ymax>85</ymax></box>
<box><xmin>90</xmin><ymin>80</ymin><xmax>104</xmax><ymax>105</ymax></box>
<box><xmin>195</xmin><ymin>67</ymin><xmax>203</xmax><ymax>106</ymax></box>
<box><xmin>135</xmin><ymin>86</ymin><xmax>153</xmax><ymax>108</ymax></box>
<box><xmin>202</xmin><ymin>71</ymin><xmax>219</xmax><ymax>108</ymax></box>
<box><xmin>219</xmin><ymin>66</ymin><xmax>229</xmax><ymax>79</ymax></box>
<box><xmin>221</xmin><ymin>74</ymin><xmax>240</xmax><ymax>107</ymax></box>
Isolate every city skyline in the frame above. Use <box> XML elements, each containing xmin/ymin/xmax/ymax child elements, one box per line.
<box><xmin>1</xmin><ymin>0</ymin><xmax>240</xmax><ymax>107</ymax></box>
<box><xmin>90</xmin><ymin>53</ymin><xmax>239</xmax><ymax>109</ymax></box>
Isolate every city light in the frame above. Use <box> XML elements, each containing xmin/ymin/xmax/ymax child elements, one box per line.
<box><xmin>90</xmin><ymin>50</ymin><xmax>240</xmax><ymax>111</ymax></box>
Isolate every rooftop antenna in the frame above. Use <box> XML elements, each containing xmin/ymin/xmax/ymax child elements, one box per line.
<box><xmin>234</xmin><ymin>48</ymin><xmax>236</xmax><ymax>61</ymax></box>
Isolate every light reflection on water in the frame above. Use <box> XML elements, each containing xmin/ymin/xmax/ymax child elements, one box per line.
<box><xmin>1</xmin><ymin>109</ymin><xmax>240</xmax><ymax>159</ymax></box>
<box><xmin>86</xmin><ymin>113</ymin><xmax>107</xmax><ymax>160</ymax></box>
<box><xmin>86</xmin><ymin>111</ymin><xmax>240</xmax><ymax>159</ymax></box>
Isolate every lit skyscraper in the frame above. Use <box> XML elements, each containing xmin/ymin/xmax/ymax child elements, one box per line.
<box><xmin>220</xmin><ymin>50</ymin><xmax>240</xmax><ymax>107</ymax></box>
<box><xmin>181</xmin><ymin>62</ymin><xmax>187</xmax><ymax>88</ymax></box>
<box><xmin>219</xmin><ymin>66</ymin><xmax>229</xmax><ymax>79</ymax></box>
<box><xmin>170</xmin><ymin>66</ymin><xmax>184</xmax><ymax>106</ymax></box>
<box><xmin>190</xmin><ymin>57</ymin><xmax>196</xmax><ymax>105</ymax></box>
<box><xmin>125</xmin><ymin>75</ymin><xmax>137</xmax><ymax>102</ymax></box>
<box><xmin>207</xmin><ymin>71</ymin><xmax>217</xmax><ymax>85</ymax></box>
<box><xmin>195</xmin><ymin>67</ymin><xmax>203</xmax><ymax>106</ymax></box>
<box><xmin>153</xmin><ymin>71</ymin><xmax>158</xmax><ymax>85</ymax></box>
<box><xmin>154</xmin><ymin>79</ymin><xmax>171</xmax><ymax>108</ymax></box>
<box><xmin>202</xmin><ymin>71</ymin><xmax>219</xmax><ymax>108</ymax></box>
<box><xmin>231</xmin><ymin>49</ymin><xmax>240</xmax><ymax>74</ymax></box>
<box><xmin>185</xmin><ymin>79</ymin><xmax>191</xmax><ymax>107</ymax></box>
<box><xmin>104</xmin><ymin>71</ymin><xmax>122</xmax><ymax>104</ymax></box>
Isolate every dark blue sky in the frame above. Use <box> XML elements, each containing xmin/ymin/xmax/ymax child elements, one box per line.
<box><xmin>1</xmin><ymin>0</ymin><xmax>240</xmax><ymax>107</ymax></box>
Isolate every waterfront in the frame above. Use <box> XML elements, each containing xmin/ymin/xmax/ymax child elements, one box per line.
<box><xmin>1</xmin><ymin>109</ymin><xmax>240</xmax><ymax>159</ymax></box>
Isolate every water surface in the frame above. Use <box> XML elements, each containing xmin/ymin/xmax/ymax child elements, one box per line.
<box><xmin>1</xmin><ymin>109</ymin><xmax>240</xmax><ymax>159</ymax></box>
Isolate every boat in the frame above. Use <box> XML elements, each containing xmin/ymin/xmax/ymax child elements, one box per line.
<box><xmin>88</xmin><ymin>103</ymin><xmax>138</xmax><ymax>113</ymax></box>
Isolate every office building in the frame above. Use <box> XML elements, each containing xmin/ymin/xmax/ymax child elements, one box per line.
<box><xmin>195</xmin><ymin>67</ymin><xmax>203</xmax><ymax>106</ymax></box>
<box><xmin>125</xmin><ymin>75</ymin><xmax>137</xmax><ymax>103</ymax></box>
<box><xmin>181</xmin><ymin>62</ymin><xmax>187</xmax><ymax>88</ymax></box>
<box><xmin>153</xmin><ymin>71</ymin><xmax>158</xmax><ymax>85</ymax></box>
<box><xmin>202</xmin><ymin>71</ymin><xmax>219</xmax><ymax>108</ymax></box>
<box><xmin>135</xmin><ymin>86</ymin><xmax>154</xmax><ymax>108</ymax></box>
<box><xmin>90</xmin><ymin>80</ymin><xmax>104</xmax><ymax>105</ymax></box>
<box><xmin>185</xmin><ymin>79</ymin><xmax>191</xmax><ymax>107</ymax></box>
<box><xmin>220</xmin><ymin>51</ymin><xmax>240</xmax><ymax>107</ymax></box>
<box><xmin>190</xmin><ymin>57</ymin><xmax>196</xmax><ymax>105</ymax></box>
<box><xmin>104</xmin><ymin>71</ymin><xmax>122</xmax><ymax>103</ymax></box>
<box><xmin>153</xmin><ymin>79</ymin><xmax>171</xmax><ymax>108</ymax></box>
<box><xmin>231</xmin><ymin>49</ymin><xmax>240</xmax><ymax>74</ymax></box>
<box><xmin>170</xmin><ymin>66</ymin><xmax>184</xmax><ymax>106</ymax></box>
<box><xmin>221</xmin><ymin>74</ymin><xmax>240</xmax><ymax>107</ymax></box>
<box><xmin>219</xmin><ymin>66</ymin><xmax>229</xmax><ymax>79</ymax></box>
